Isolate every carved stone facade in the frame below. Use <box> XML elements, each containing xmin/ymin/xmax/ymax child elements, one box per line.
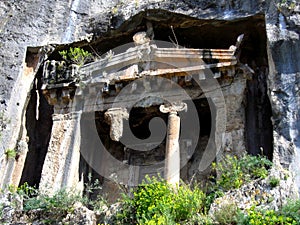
<box><xmin>30</xmin><ymin>33</ymin><xmax>252</xmax><ymax>195</ymax></box>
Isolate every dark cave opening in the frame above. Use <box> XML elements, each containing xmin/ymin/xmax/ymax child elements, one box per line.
<box><xmin>19</xmin><ymin>88</ymin><xmax>53</xmax><ymax>188</ymax></box>
<box><xmin>19</xmin><ymin>51</ymin><xmax>53</xmax><ymax>188</ymax></box>
<box><xmin>83</xmin><ymin>97</ymin><xmax>213</xmax><ymax>192</ymax></box>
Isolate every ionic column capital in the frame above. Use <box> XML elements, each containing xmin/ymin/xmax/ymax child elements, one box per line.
<box><xmin>159</xmin><ymin>102</ymin><xmax>187</xmax><ymax>115</ymax></box>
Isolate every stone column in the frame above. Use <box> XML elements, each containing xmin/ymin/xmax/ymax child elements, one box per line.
<box><xmin>39</xmin><ymin>111</ymin><xmax>83</xmax><ymax>194</ymax></box>
<box><xmin>105</xmin><ymin>108</ymin><xmax>129</xmax><ymax>142</ymax></box>
<box><xmin>160</xmin><ymin>102</ymin><xmax>187</xmax><ymax>186</ymax></box>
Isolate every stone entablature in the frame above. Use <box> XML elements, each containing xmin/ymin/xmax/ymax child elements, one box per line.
<box><xmin>41</xmin><ymin>34</ymin><xmax>244</xmax><ymax>111</ymax></box>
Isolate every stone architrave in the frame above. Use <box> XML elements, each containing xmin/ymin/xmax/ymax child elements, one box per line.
<box><xmin>160</xmin><ymin>102</ymin><xmax>187</xmax><ymax>186</ymax></box>
<box><xmin>39</xmin><ymin>111</ymin><xmax>83</xmax><ymax>194</ymax></box>
<box><xmin>104</xmin><ymin>108</ymin><xmax>129</xmax><ymax>142</ymax></box>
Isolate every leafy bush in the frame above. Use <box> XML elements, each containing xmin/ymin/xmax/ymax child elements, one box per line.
<box><xmin>213</xmin><ymin>202</ymin><xmax>240</xmax><ymax>225</ymax></box>
<box><xmin>280</xmin><ymin>199</ymin><xmax>300</xmax><ymax>223</ymax></box>
<box><xmin>115</xmin><ymin>176</ymin><xmax>206</xmax><ymax>225</ymax></box>
<box><xmin>211</xmin><ymin>154</ymin><xmax>272</xmax><ymax>191</ymax></box>
<box><xmin>59</xmin><ymin>47</ymin><xmax>92</xmax><ymax>66</ymax></box>
<box><xmin>23</xmin><ymin>189</ymin><xmax>87</xmax><ymax>213</ymax></box>
<box><xmin>185</xmin><ymin>213</ymin><xmax>213</xmax><ymax>225</ymax></box>
<box><xmin>239</xmin><ymin>206</ymin><xmax>297</xmax><ymax>225</ymax></box>
<box><xmin>203</xmin><ymin>190</ymin><xmax>224</xmax><ymax>214</ymax></box>
<box><xmin>269</xmin><ymin>176</ymin><xmax>280</xmax><ymax>188</ymax></box>
<box><xmin>16</xmin><ymin>183</ymin><xmax>89</xmax><ymax>223</ymax></box>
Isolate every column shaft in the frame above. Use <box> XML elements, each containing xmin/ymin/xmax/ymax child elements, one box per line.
<box><xmin>165</xmin><ymin>112</ymin><xmax>180</xmax><ymax>186</ymax></box>
<box><xmin>39</xmin><ymin>112</ymin><xmax>82</xmax><ymax>194</ymax></box>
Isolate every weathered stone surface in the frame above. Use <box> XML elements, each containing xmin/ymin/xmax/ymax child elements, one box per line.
<box><xmin>104</xmin><ymin>108</ymin><xmax>129</xmax><ymax>141</ymax></box>
<box><xmin>61</xmin><ymin>202</ymin><xmax>96</xmax><ymax>225</ymax></box>
<box><xmin>209</xmin><ymin>164</ymin><xmax>298</xmax><ymax>217</ymax></box>
<box><xmin>0</xmin><ymin>197</ymin><xmax>96</xmax><ymax>225</ymax></box>
<box><xmin>39</xmin><ymin>112</ymin><xmax>83</xmax><ymax>194</ymax></box>
<box><xmin>0</xmin><ymin>190</ymin><xmax>23</xmax><ymax>224</ymax></box>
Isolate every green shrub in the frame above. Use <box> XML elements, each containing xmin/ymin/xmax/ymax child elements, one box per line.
<box><xmin>269</xmin><ymin>176</ymin><xmax>280</xmax><ymax>188</ymax></box>
<box><xmin>213</xmin><ymin>202</ymin><xmax>240</xmax><ymax>225</ymax></box>
<box><xmin>2</xmin><ymin>183</ymin><xmax>108</xmax><ymax>224</ymax></box>
<box><xmin>185</xmin><ymin>213</ymin><xmax>213</xmax><ymax>225</ymax></box>
<box><xmin>239</xmin><ymin>154</ymin><xmax>272</xmax><ymax>179</ymax></box>
<box><xmin>211</xmin><ymin>154</ymin><xmax>272</xmax><ymax>191</ymax></box>
<box><xmin>21</xmin><ymin>187</ymin><xmax>88</xmax><ymax>223</ymax></box>
<box><xmin>17</xmin><ymin>182</ymin><xmax>36</xmax><ymax>197</ymax></box>
<box><xmin>59</xmin><ymin>47</ymin><xmax>92</xmax><ymax>66</ymax></box>
<box><xmin>115</xmin><ymin>176</ymin><xmax>206</xmax><ymax>225</ymax></box>
<box><xmin>239</xmin><ymin>206</ymin><xmax>297</xmax><ymax>225</ymax></box>
<box><xmin>23</xmin><ymin>189</ymin><xmax>87</xmax><ymax>212</ymax></box>
<box><xmin>280</xmin><ymin>199</ymin><xmax>300</xmax><ymax>223</ymax></box>
<box><xmin>203</xmin><ymin>190</ymin><xmax>224</xmax><ymax>214</ymax></box>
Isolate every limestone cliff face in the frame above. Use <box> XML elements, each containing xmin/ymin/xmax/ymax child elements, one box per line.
<box><xmin>0</xmin><ymin>0</ymin><xmax>299</xmax><ymax>192</ymax></box>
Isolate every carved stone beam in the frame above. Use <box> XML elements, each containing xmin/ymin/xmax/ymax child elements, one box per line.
<box><xmin>159</xmin><ymin>102</ymin><xmax>187</xmax><ymax>186</ymax></box>
<box><xmin>105</xmin><ymin>108</ymin><xmax>129</xmax><ymax>141</ymax></box>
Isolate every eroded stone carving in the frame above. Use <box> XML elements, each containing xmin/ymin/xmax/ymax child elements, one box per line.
<box><xmin>104</xmin><ymin>108</ymin><xmax>129</xmax><ymax>142</ymax></box>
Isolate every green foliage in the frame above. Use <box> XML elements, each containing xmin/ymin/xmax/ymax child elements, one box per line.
<box><xmin>59</xmin><ymin>47</ymin><xmax>92</xmax><ymax>66</ymax></box>
<box><xmin>203</xmin><ymin>190</ymin><xmax>224</xmax><ymax>214</ymax></box>
<box><xmin>1</xmin><ymin>182</ymin><xmax>110</xmax><ymax>224</ymax></box>
<box><xmin>17</xmin><ymin>182</ymin><xmax>36</xmax><ymax>198</ymax></box>
<box><xmin>280</xmin><ymin>199</ymin><xmax>300</xmax><ymax>223</ymax></box>
<box><xmin>211</xmin><ymin>154</ymin><xmax>272</xmax><ymax>191</ymax></box>
<box><xmin>5</xmin><ymin>148</ymin><xmax>17</xmax><ymax>159</ymax></box>
<box><xmin>23</xmin><ymin>189</ymin><xmax>87</xmax><ymax>212</ymax></box>
<box><xmin>19</xmin><ymin>186</ymin><xmax>88</xmax><ymax>223</ymax></box>
<box><xmin>115</xmin><ymin>176</ymin><xmax>206</xmax><ymax>225</ymax></box>
<box><xmin>213</xmin><ymin>202</ymin><xmax>241</xmax><ymax>225</ymax></box>
<box><xmin>239</xmin><ymin>206</ymin><xmax>297</xmax><ymax>225</ymax></box>
<box><xmin>91</xmin><ymin>194</ymin><xmax>108</xmax><ymax>212</ymax></box>
<box><xmin>185</xmin><ymin>213</ymin><xmax>213</xmax><ymax>225</ymax></box>
<box><xmin>1</xmin><ymin>173</ymin><xmax>300</xmax><ymax>225</ymax></box>
<box><xmin>277</xmin><ymin>0</ymin><xmax>297</xmax><ymax>11</ymax></box>
<box><xmin>269</xmin><ymin>176</ymin><xmax>280</xmax><ymax>188</ymax></box>
<box><xmin>84</xmin><ymin>174</ymin><xmax>108</xmax><ymax>212</ymax></box>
